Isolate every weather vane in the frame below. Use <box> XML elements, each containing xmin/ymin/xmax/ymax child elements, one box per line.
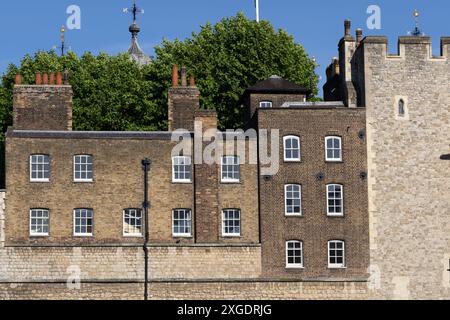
<box><xmin>123</xmin><ymin>0</ymin><xmax>144</xmax><ymax>23</ymax></box>
<box><xmin>410</xmin><ymin>9</ymin><xmax>423</xmax><ymax>36</ymax></box>
<box><xmin>53</xmin><ymin>25</ymin><xmax>69</xmax><ymax>56</ymax></box>
<box><xmin>60</xmin><ymin>25</ymin><xmax>66</xmax><ymax>56</ymax></box>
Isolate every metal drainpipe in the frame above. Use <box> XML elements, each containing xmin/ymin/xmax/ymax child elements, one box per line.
<box><xmin>142</xmin><ymin>158</ymin><xmax>151</xmax><ymax>301</ymax></box>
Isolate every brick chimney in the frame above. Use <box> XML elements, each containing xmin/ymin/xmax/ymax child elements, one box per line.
<box><xmin>13</xmin><ymin>70</ymin><xmax>73</xmax><ymax>131</ymax></box>
<box><xmin>168</xmin><ymin>64</ymin><xmax>201</xmax><ymax>131</ymax></box>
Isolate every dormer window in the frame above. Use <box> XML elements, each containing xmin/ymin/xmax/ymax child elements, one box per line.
<box><xmin>259</xmin><ymin>101</ymin><xmax>273</xmax><ymax>108</ymax></box>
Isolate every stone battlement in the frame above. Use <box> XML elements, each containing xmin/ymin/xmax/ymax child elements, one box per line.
<box><xmin>359</xmin><ymin>35</ymin><xmax>450</xmax><ymax>60</ymax></box>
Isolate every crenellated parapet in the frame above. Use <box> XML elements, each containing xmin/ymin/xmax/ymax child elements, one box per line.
<box><xmin>359</xmin><ymin>35</ymin><xmax>449</xmax><ymax>61</ymax></box>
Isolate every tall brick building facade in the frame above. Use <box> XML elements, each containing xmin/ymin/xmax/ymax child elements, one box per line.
<box><xmin>0</xmin><ymin>20</ymin><xmax>449</xmax><ymax>300</ymax></box>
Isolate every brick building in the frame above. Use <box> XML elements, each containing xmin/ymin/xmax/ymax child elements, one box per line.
<box><xmin>0</xmin><ymin>19</ymin><xmax>448</xmax><ymax>300</ymax></box>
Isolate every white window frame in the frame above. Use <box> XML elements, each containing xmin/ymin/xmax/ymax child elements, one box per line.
<box><xmin>326</xmin><ymin>184</ymin><xmax>344</xmax><ymax>216</ymax></box>
<box><xmin>30</xmin><ymin>154</ymin><xmax>50</xmax><ymax>182</ymax></box>
<box><xmin>123</xmin><ymin>208</ymin><xmax>143</xmax><ymax>237</ymax></box>
<box><xmin>222</xmin><ymin>209</ymin><xmax>241</xmax><ymax>237</ymax></box>
<box><xmin>73</xmin><ymin>208</ymin><xmax>94</xmax><ymax>237</ymax></box>
<box><xmin>74</xmin><ymin>155</ymin><xmax>94</xmax><ymax>182</ymax></box>
<box><xmin>221</xmin><ymin>156</ymin><xmax>240</xmax><ymax>183</ymax></box>
<box><xmin>172</xmin><ymin>209</ymin><xmax>192</xmax><ymax>237</ymax></box>
<box><xmin>283</xmin><ymin>136</ymin><xmax>301</xmax><ymax>162</ymax></box>
<box><xmin>259</xmin><ymin>101</ymin><xmax>273</xmax><ymax>108</ymax></box>
<box><xmin>29</xmin><ymin>209</ymin><xmax>50</xmax><ymax>237</ymax></box>
<box><xmin>284</xmin><ymin>184</ymin><xmax>302</xmax><ymax>216</ymax></box>
<box><xmin>286</xmin><ymin>240</ymin><xmax>304</xmax><ymax>268</ymax></box>
<box><xmin>172</xmin><ymin>156</ymin><xmax>192</xmax><ymax>183</ymax></box>
<box><xmin>325</xmin><ymin>136</ymin><xmax>342</xmax><ymax>162</ymax></box>
<box><xmin>328</xmin><ymin>240</ymin><xmax>346</xmax><ymax>269</ymax></box>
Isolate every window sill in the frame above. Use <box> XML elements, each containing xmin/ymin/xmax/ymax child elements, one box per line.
<box><xmin>74</xmin><ymin>234</ymin><xmax>93</xmax><ymax>237</ymax></box>
<box><xmin>173</xmin><ymin>235</ymin><xmax>193</xmax><ymax>238</ymax></box>
<box><xmin>30</xmin><ymin>180</ymin><xmax>50</xmax><ymax>183</ymax></box>
<box><xmin>285</xmin><ymin>214</ymin><xmax>303</xmax><ymax>217</ymax></box>
<box><xmin>172</xmin><ymin>180</ymin><xmax>192</xmax><ymax>184</ymax></box>
<box><xmin>285</xmin><ymin>266</ymin><xmax>304</xmax><ymax>269</ymax></box>
<box><xmin>74</xmin><ymin>180</ymin><xmax>94</xmax><ymax>183</ymax></box>
<box><xmin>325</xmin><ymin>160</ymin><xmax>343</xmax><ymax>163</ymax></box>
<box><xmin>220</xmin><ymin>181</ymin><xmax>241</xmax><ymax>184</ymax></box>
<box><xmin>328</xmin><ymin>266</ymin><xmax>347</xmax><ymax>269</ymax></box>
<box><xmin>221</xmin><ymin>234</ymin><xmax>241</xmax><ymax>238</ymax></box>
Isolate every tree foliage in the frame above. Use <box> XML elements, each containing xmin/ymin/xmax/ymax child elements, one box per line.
<box><xmin>148</xmin><ymin>13</ymin><xmax>318</xmax><ymax>129</ymax></box>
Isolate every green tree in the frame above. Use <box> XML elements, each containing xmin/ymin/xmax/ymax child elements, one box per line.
<box><xmin>148</xmin><ymin>12</ymin><xmax>318</xmax><ymax>129</ymax></box>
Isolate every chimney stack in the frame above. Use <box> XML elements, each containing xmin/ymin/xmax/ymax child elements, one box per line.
<box><xmin>172</xmin><ymin>64</ymin><xmax>179</xmax><ymax>87</ymax></box>
<box><xmin>13</xmin><ymin>70</ymin><xmax>73</xmax><ymax>131</ymax></box>
<box><xmin>356</xmin><ymin>28</ymin><xmax>363</xmax><ymax>46</ymax></box>
<box><xmin>168</xmin><ymin>65</ymin><xmax>201</xmax><ymax>131</ymax></box>
<box><xmin>344</xmin><ymin>19</ymin><xmax>351</xmax><ymax>37</ymax></box>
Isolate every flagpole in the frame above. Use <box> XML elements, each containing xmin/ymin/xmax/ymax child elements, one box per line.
<box><xmin>255</xmin><ymin>0</ymin><xmax>260</xmax><ymax>22</ymax></box>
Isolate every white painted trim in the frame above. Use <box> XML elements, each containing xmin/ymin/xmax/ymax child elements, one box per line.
<box><xmin>283</xmin><ymin>136</ymin><xmax>301</xmax><ymax>162</ymax></box>
<box><xmin>172</xmin><ymin>156</ymin><xmax>192</xmax><ymax>183</ymax></box>
<box><xmin>286</xmin><ymin>240</ymin><xmax>304</xmax><ymax>268</ymax></box>
<box><xmin>284</xmin><ymin>184</ymin><xmax>302</xmax><ymax>216</ymax></box>
<box><xmin>326</xmin><ymin>184</ymin><xmax>344</xmax><ymax>217</ymax></box>
<box><xmin>325</xmin><ymin>136</ymin><xmax>342</xmax><ymax>162</ymax></box>
<box><xmin>327</xmin><ymin>240</ymin><xmax>346</xmax><ymax>269</ymax></box>
<box><xmin>221</xmin><ymin>209</ymin><xmax>241</xmax><ymax>237</ymax></box>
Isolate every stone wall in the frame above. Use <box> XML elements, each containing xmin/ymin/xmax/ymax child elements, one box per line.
<box><xmin>0</xmin><ymin>191</ymin><xmax>4</xmax><ymax>247</ymax></box>
<box><xmin>0</xmin><ymin>281</ymin><xmax>371</xmax><ymax>300</ymax></box>
<box><xmin>0</xmin><ymin>245</ymin><xmax>261</xmax><ymax>282</ymax></box>
<box><xmin>361</xmin><ymin>36</ymin><xmax>450</xmax><ymax>299</ymax></box>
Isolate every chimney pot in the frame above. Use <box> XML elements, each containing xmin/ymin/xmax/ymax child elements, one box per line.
<box><xmin>15</xmin><ymin>74</ymin><xmax>22</xmax><ymax>85</ymax></box>
<box><xmin>63</xmin><ymin>70</ymin><xmax>69</xmax><ymax>85</ymax></box>
<box><xmin>189</xmin><ymin>76</ymin><xmax>196</xmax><ymax>87</ymax></box>
<box><xmin>356</xmin><ymin>28</ymin><xmax>363</xmax><ymax>45</ymax></box>
<box><xmin>56</xmin><ymin>72</ymin><xmax>63</xmax><ymax>85</ymax></box>
<box><xmin>35</xmin><ymin>72</ymin><xmax>42</xmax><ymax>85</ymax></box>
<box><xmin>333</xmin><ymin>58</ymin><xmax>340</xmax><ymax>76</ymax></box>
<box><xmin>171</xmin><ymin>65</ymin><xmax>179</xmax><ymax>87</ymax></box>
<box><xmin>49</xmin><ymin>72</ymin><xmax>55</xmax><ymax>85</ymax></box>
<box><xmin>42</xmin><ymin>73</ymin><xmax>49</xmax><ymax>85</ymax></box>
<box><xmin>181</xmin><ymin>66</ymin><xmax>187</xmax><ymax>87</ymax></box>
<box><xmin>344</xmin><ymin>19</ymin><xmax>351</xmax><ymax>36</ymax></box>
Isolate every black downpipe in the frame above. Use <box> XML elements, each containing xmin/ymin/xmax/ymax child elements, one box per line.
<box><xmin>141</xmin><ymin>158</ymin><xmax>151</xmax><ymax>301</ymax></box>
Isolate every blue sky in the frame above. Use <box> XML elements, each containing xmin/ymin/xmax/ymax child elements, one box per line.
<box><xmin>0</xmin><ymin>0</ymin><xmax>449</xmax><ymax>95</ymax></box>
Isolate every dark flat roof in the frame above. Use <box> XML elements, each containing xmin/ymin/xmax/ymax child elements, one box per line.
<box><xmin>7</xmin><ymin>130</ymin><xmax>257</xmax><ymax>140</ymax></box>
<box><xmin>7</xmin><ymin>130</ymin><xmax>176</xmax><ymax>140</ymax></box>
<box><xmin>245</xmin><ymin>75</ymin><xmax>311</xmax><ymax>95</ymax></box>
